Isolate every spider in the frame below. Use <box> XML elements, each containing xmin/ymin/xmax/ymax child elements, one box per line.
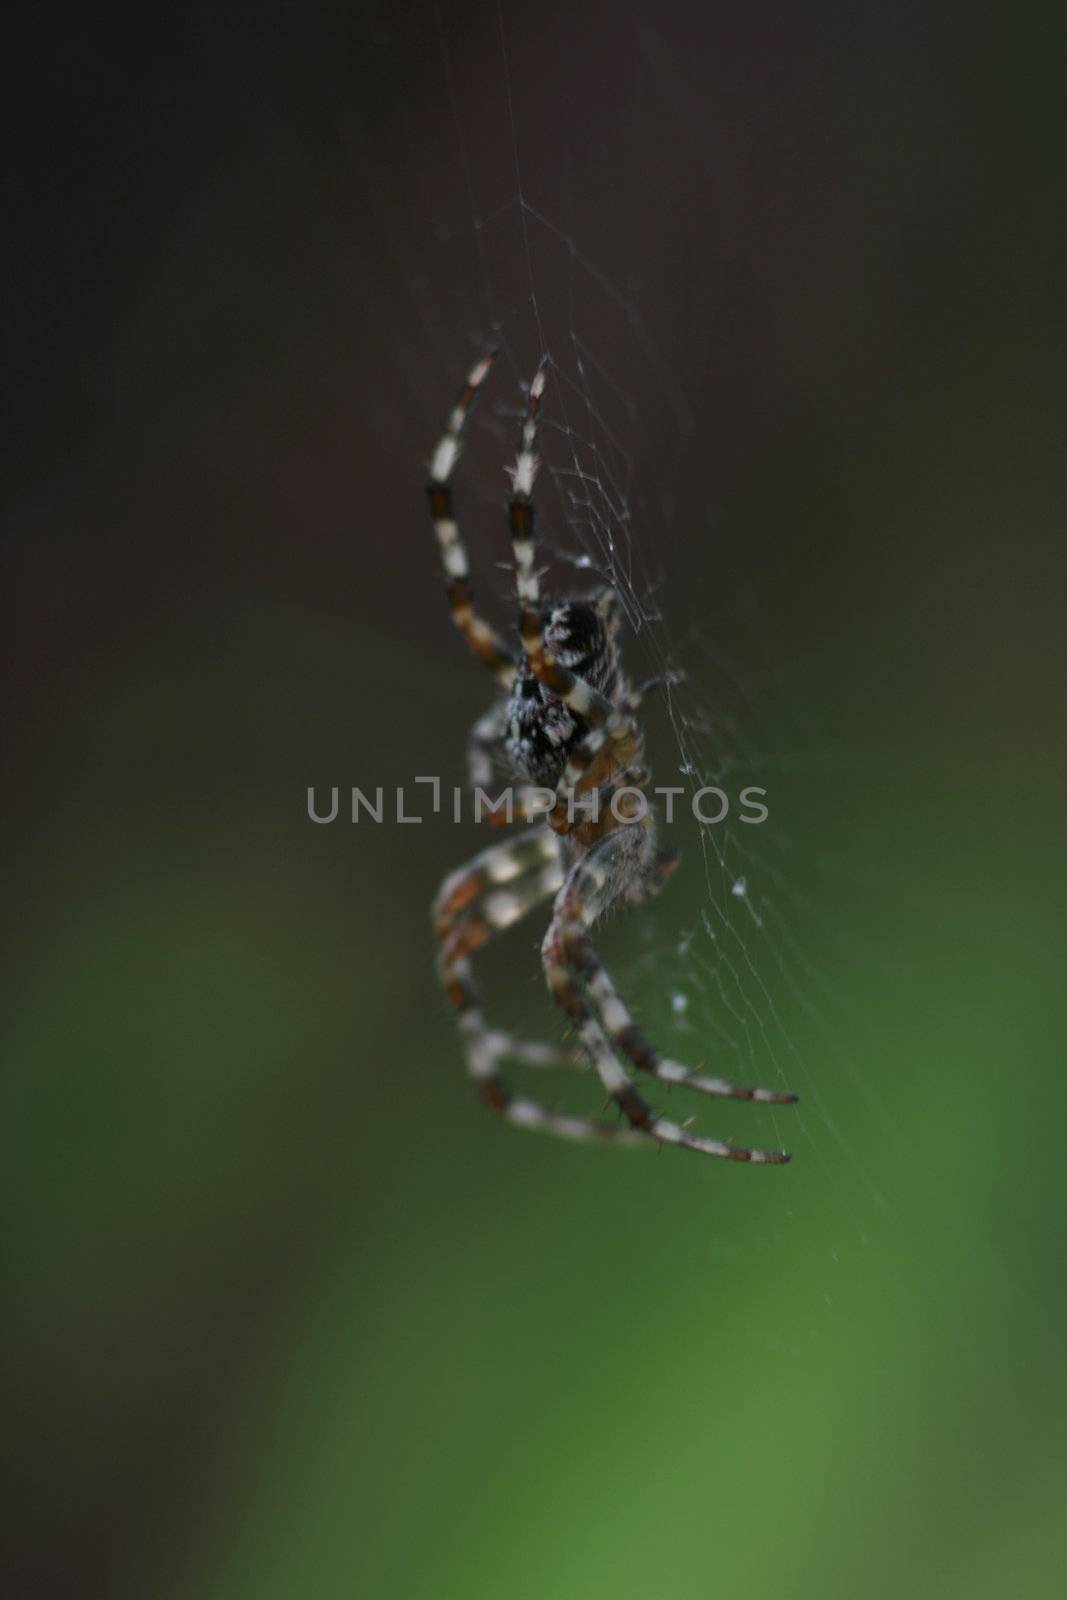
<box><xmin>427</xmin><ymin>351</ymin><xmax>797</xmax><ymax>1163</ymax></box>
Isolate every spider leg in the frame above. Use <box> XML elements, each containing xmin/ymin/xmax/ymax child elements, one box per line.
<box><xmin>434</xmin><ymin>833</ymin><xmax>644</xmax><ymax>1142</ymax></box>
<box><xmin>542</xmin><ymin>828</ymin><xmax>797</xmax><ymax>1162</ymax></box>
<box><xmin>434</xmin><ymin>828</ymin><xmax>559</xmax><ymax>937</ymax></box>
<box><xmin>476</xmin><ymin>787</ymin><xmax>557</xmax><ymax>828</ymax></box>
<box><xmin>467</xmin><ymin>700</ymin><xmax>507</xmax><ymax>792</ymax></box>
<box><xmin>506</xmin><ymin>362</ymin><xmax>615</xmax><ymax>726</ymax></box>
<box><xmin>428</xmin><ymin>350</ymin><xmax>516</xmax><ymax>687</ymax></box>
<box><xmin>544</xmin><ymin>680</ymin><xmax>661</xmax><ymax>832</ymax></box>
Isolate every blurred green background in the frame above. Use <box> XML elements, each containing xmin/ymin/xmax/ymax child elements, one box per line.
<box><xmin>4</xmin><ymin>3</ymin><xmax>1064</xmax><ymax>1597</ymax></box>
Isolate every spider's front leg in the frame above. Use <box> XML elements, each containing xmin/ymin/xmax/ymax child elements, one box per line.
<box><xmin>542</xmin><ymin>826</ymin><xmax>798</xmax><ymax>1163</ymax></box>
<box><xmin>506</xmin><ymin>361</ymin><xmax>619</xmax><ymax>727</ymax></box>
<box><xmin>427</xmin><ymin>350</ymin><xmax>516</xmax><ymax>688</ymax></box>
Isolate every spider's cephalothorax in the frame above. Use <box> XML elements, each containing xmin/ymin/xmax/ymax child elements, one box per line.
<box><xmin>505</xmin><ymin>596</ymin><xmax>622</xmax><ymax>788</ymax></box>
<box><xmin>425</xmin><ymin>350</ymin><xmax>798</xmax><ymax>1165</ymax></box>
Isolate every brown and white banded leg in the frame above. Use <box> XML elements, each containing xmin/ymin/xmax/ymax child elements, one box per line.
<box><xmin>467</xmin><ymin>700</ymin><xmax>507</xmax><ymax>793</ymax></box>
<box><xmin>436</xmin><ymin>831</ymin><xmax>568</xmax><ymax>1073</ymax></box>
<box><xmin>545</xmin><ymin>677</ymin><xmax>667</xmax><ymax>833</ymax></box>
<box><xmin>507</xmin><ymin>361</ymin><xmax>617</xmax><ymax>726</ymax></box>
<box><xmin>476</xmin><ymin>787</ymin><xmax>559</xmax><ymax>829</ymax></box>
<box><xmin>434</xmin><ymin>833</ymin><xmax>645</xmax><ymax>1144</ymax></box>
<box><xmin>428</xmin><ymin>350</ymin><xmax>516</xmax><ymax>687</ymax></box>
<box><xmin>543</xmin><ymin>828</ymin><xmax>797</xmax><ymax>1162</ymax></box>
<box><xmin>434</xmin><ymin>828</ymin><xmax>559</xmax><ymax>940</ymax></box>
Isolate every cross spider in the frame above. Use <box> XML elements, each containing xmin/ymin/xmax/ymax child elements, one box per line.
<box><xmin>428</xmin><ymin>351</ymin><xmax>797</xmax><ymax>1163</ymax></box>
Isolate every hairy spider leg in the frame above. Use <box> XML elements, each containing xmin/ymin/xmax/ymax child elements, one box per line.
<box><xmin>434</xmin><ymin>828</ymin><xmax>560</xmax><ymax>936</ymax></box>
<box><xmin>466</xmin><ymin>701</ymin><xmax>507</xmax><ymax>792</ymax></box>
<box><xmin>507</xmin><ymin>361</ymin><xmax>616</xmax><ymax>726</ymax></box>
<box><xmin>428</xmin><ymin>349</ymin><xmax>516</xmax><ymax>687</ymax></box>
<box><xmin>542</xmin><ymin>831</ymin><xmax>797</xmax><ymax>1162</ymax></box>
<box><xmin>434</xmin><ymin>833</ymin><xmax>645</xmax><ymax>1143</ymax></box>
<box><xmin>544</xmin><ymin>677</ymin><xmax>668</xmax><ymax>832</ymax></box>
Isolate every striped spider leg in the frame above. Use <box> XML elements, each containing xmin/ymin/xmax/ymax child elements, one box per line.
<box><xmin>433</xmin><ymin>830</ymin><xmax>646</xmax><ymax>1145</ymax></box>
<box><xmin>542</xmin><ymin>831</ymin><xmax>796</xmax><ymax>1164</ymax></box>
<box><xmin>426</xmin><ymin>347</ymin><xmax>516</xmax><ymax>689</ymax></box>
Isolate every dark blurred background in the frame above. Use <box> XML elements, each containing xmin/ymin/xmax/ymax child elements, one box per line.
<box><xmin>3</xmin><ymin>3</ymin><xmax>1065</xmax><ymax>1597</ymax></box>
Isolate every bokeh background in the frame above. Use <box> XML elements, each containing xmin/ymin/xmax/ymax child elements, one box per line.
<box><xmin>4</xmin><ymin>3</ymin><xmax>1065</xmax><ymax>1597</ymax></box>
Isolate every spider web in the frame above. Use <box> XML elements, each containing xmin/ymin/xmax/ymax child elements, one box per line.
<box><xmin>310</xmin><ymin>0</ymin><xmax>902</xmax><ymax>1270</ymax></box>
<box><xmin>419</xmin><ymin>2</ymin><xmax>891</xmax><ymax>1238</ymax></box>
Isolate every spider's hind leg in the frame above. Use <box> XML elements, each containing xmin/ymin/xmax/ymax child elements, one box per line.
<box><xmin>434</xmin><ymin>831</ymin><xmax>646</xmax><ymax>1146</ymax></box>
<box><xmin>542</xmin><ymin>825</ymin><xmax>798</xmax><ymax>1163</ymax></box>
<box><xmin>624</xmin><ymin>847</ymin><xmax>680</xmax><ymax>906</ymax></box>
